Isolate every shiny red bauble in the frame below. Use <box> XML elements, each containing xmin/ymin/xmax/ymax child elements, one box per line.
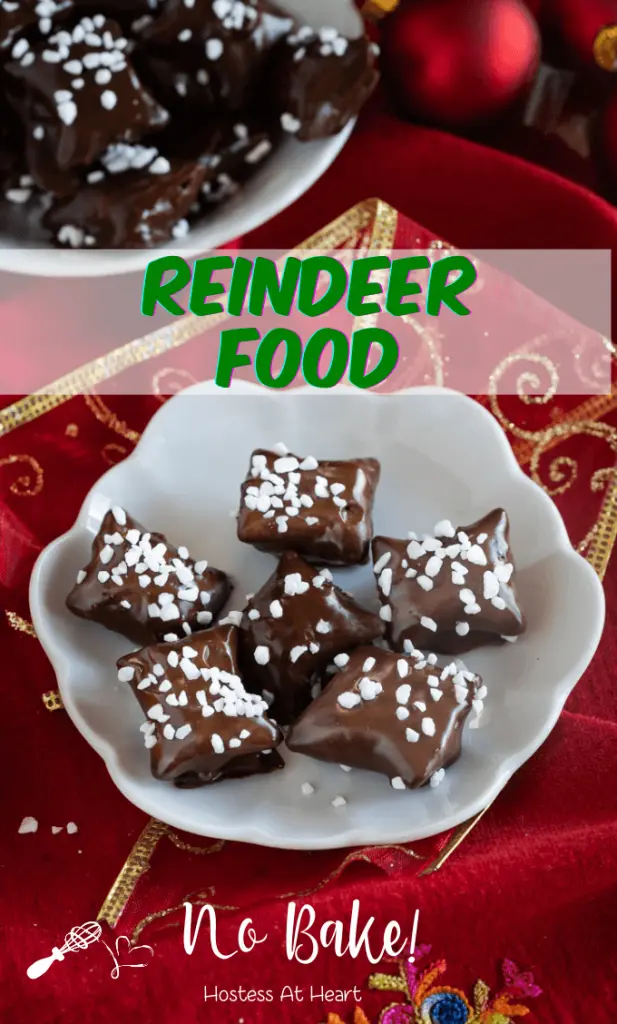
<box><xmin>380</xmin><ymin>0</ymin><xmax>541</xmax><ymax>129</ymax></box>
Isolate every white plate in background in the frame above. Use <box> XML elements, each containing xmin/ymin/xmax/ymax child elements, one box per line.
<box><xmin>0</xmin><ymin>0</ymin><xmax>361</xmax><ymax>278</ymax></box>
<box><xmin>30</xmin><ymin>383</ymin><xmax>605</xmax><ymax>848</ymax></box>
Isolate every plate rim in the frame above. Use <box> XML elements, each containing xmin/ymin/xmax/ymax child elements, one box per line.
<box><xmin>29</xmin><ymin>383</ymin><xmax>606</xmax><ymax>848</ymax></box>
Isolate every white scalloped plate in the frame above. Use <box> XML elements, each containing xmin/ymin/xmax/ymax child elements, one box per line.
<box><xmin>30</xmin><ymin>384</ymin><xmax>605</xmax><ymax>849</ymax></box>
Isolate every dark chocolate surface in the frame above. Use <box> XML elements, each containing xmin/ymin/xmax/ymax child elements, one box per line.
<box><xmin>139</xmin><ymin>0</ymin><xmax>294</xmax><ymax>111</ymax></box>
<box><xmin>66</xmin><ymin>506</ymin><xmax>232</xmax><ymax>646</ymax></box>
<box><xmin>6</xmin><ymin>16</ymin><xmax>169</xmax><ymax>170</ymax></box>
<box><xmin>117</xmin><ymin>623</ymin><xmax>283</xmax><ymax>787</ymax></box>
<box><xmin>239</xmin><ymin>550</ymin><xmax>384</xmax><ymax>725</ymax></box>
<box><xmin>372</xmin><ymin>509</ymin><xmax>526</xmax><ymax>655</ymax></box>
<box><xmin>0</xmin><ymin>3</ymin><xmax>375</xmax><ymax>247</ymax></box>
<box><xmin>45</xmin><ymin>151</ymin><xmax>205</xmax><ymax>247</ymax></box>
<box><xmin>287</xmin><ymin>645</ymin><xmax>484</xmax><ymax>789</ymax></box>
<box><xmin>237</xmin><ymin>447</ymin><xmax>381</xmax><ymax>566</ymax></box>
<box><xmin>275</xmin><ymin>26</ymin><xmax>378</xmax><ymax>141</ymax></box>
<box><xmin>0</xmin><ymin>0</ymin><xmax>74</xmax><ymax>51</ymax></box>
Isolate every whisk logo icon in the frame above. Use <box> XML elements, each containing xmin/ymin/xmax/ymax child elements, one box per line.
<box><xmin>27</xmin><ymin>922</ymin><xmax>102</xmax><ymax>979</ymax></box>
<box><xmin>26</xmin><ymin>921</ymin><xmax>154</xmax><ymax>981</ymax></box>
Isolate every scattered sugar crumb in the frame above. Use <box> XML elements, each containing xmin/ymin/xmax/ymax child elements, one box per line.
<box><xmin>66</xmin><ymin>822</ymin><xmax>78</xmax><ymax>834</ymax></box>
<box><xmin>18</xmin><ymin>816</ymin><xmax>38</xmax><ymax>834</ymax></box>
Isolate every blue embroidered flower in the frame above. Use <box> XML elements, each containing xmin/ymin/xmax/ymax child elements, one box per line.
<box><xmin>420</xmin><ymin>991</ymin><xmax>472</xmax><ymax>1024</ymax></box>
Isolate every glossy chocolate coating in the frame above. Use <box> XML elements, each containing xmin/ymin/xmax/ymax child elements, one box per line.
<box><xmin>275</xmin><ymin>26</ymin><xmax>378</xmax><ymax>141</ymax></box>
<box><xmin>67</xmin><ymin>507</ymin><xmax>232</xmax><ymax>646</ymax></box>
<box><xmin>6</xmin><ymin>16</ymin><xmax>169</xmax><ymax>171</ymax></box>
<box><xmin>139</xmin><ymin>0</ymin><xmax>294</xmax><ymax>111</ymax></box>
<box><xmin>0</xmin><ymin>5</ymin><xmax>376</xmax><ymax>248</ymax></box>
<box><xmin>150</xmin><ymin>114</ymin><xmax>276</xmax><ymax>210</ymax></box>
<box><xmin>45</xmin><ymin>153</ymin><xmax>205</xmax><ymax>247</ymax></box>
<box><xmin>117</xmin><ymin>624</ymin><xmax>283</xmax><ymax>787</ymax></box>
<box><xmin>239</xmin><ymin>550</ymin><xmax>383</xmax><ymax>725</ymax></box>
<box><xmin>0</xmin><ymin>0</ymin><xmax>74</xmax><ymax>51</ymax></box>
<box><xmin>237</xmin><ymin>449</ymin><xmax>381</xmax><ymax>566</ymax></box>
<box><xmin>287</xmin><ymin>645</ymin><xmax>483</xmax><ymax>789</ymax></box>
<box><xmin>198</xmin><ymin>116</ymin><xmax>276</xmax><ymax>205</ymax></box>
<box><xmin>372</xmin><ymin>509</ymin><xmax>526</xmax><ymax>655</ymax></box>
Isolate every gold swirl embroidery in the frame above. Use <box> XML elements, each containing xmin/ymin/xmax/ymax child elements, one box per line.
<box><xmin>573</xmin><ymin>334</ymin><xmax>613</xmax><ymax>390</ymax></box>
<box><xmin>489</xmin><ymin>352</ymin><xmax>560</xmax><ymax>437</ymax></box>
<box><xmin>102</xmin><ymin>443</ymin><xmax>129</xmax><ymax>466</ymax></box>
<box><xmin>152</xmin><ymin>368</ymin><xmax>199</xmax><ymax>403</ymax></box>
<box><xmin>0</xmin><ymin>454</ymin><xmax>44</xmax><ymax>497</ymax></box>
<box><xmin>83</xmin><ymin>394</ymin><xmax>141</xmax><ymax>445</ymax></box>
<box><xmin>528</xmin><ymin>421</ymin><xmax>617</xmax><ymax>498</ymax></box>
<box><xmin>166</xmin><ymin>833</ymin><xmax>225</xmax><ymax>856</ymax></box>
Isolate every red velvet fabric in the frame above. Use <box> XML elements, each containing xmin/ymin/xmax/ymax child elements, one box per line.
<box><xmin>2</xmin><ymin>100</ymin><xmax>617</xmax><ymax>1024</ymax></box>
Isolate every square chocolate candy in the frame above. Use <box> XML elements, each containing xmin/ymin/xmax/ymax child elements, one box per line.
<box><xmin>372</xmin><ymin>509</ymin><xmax>525</xmax><ymax>655</ymax></box>
<box><xmin>66</xmin><ymin>506</ymin><xmax>232</xmax><ymax>646</ymax></box>
<box><xmin>117</xmin><ymin>623</ymin><xmax>283</xmax><ymax>787</ymax></box>
<box><xmin>286</xmin><ymin>645</ymin><xmax>484</xmax><ymax>790</ymax></box>
<box><xmin>237</xmin><ymin>446</ymin><xmax>381</xmax><ymax>565</ymax></box>
<box><xmin>239</xmin><ymin>550</ymin><xmax>383</xmax><ymax>725</ymax></box>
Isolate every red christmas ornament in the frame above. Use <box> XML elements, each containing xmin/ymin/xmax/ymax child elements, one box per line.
<box><xmin>542</xmin><ymin>0</ymin><xmax>617</xmax><ymax>74</ymax></box>
<box><xmin>380</xmin><ymin>0</ymin><xmax>541</xmax><ymax>129</ymax></box>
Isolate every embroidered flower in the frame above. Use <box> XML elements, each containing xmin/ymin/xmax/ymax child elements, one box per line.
<box><xmin>368</xmin><ymin>950</ymin><xmax>542</xmax><ymax>1023</ymax></box>
<box><xmin>326</xmin><ymin>1010</ymin><xmax>371</xmax><ymax>1024</ymax></box>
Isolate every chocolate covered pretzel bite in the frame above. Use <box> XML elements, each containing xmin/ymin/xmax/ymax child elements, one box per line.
<box><xmin>372</xmin><ymin>509</ymin><xmax>525</xmax><ymax>655</ymax></box>
<box><xmin>239</xmin><ymin>550</ymin><xmax>383</xmax><ymax>724</ymax></box>
<box><xmin>237</xmin><ymin>443</ymin><xmax>381</xmax><ymax>566</ymax></box>
<box><xmin>67</xmin><ymin>506</ymin><xmax>232</xmax><ymax>646</ymax></box>
<box><xmin>117</xmin><ymin>623</ymin><xmax>283</xmax><ymax>787</ymax></box>
<box><xmin>286</xmin><ymin>645</ymin><xmax>485</xmax><ymax>790</ymax></box>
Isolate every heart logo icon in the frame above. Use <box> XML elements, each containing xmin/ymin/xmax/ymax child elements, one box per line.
<box><xmin>114</xmin><ymin>935</ymin><xmax>154</xmax><ymax>969</ymax></box>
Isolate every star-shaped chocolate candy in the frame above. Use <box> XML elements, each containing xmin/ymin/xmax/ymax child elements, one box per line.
<box><xmin>372</xmin><ymin>509</ymin><xmax>525</xmax><ymax>655</ymax></box>
<box><xmin>275</xmin><ymin>26</ymin><xmax>378</xmax><ymax>141</ymax></box>
<box><xmin>117</xmin><ymin>623</ymin><xmax>283</xmax><ymax>787</ymax></box>
<box><xmin>139</xmin><ymin>0</ymin><xmax>294</xmax><ymax>111</ymax></box>
<box><xmin>237</xmin><ymin>444</ymin><xmax>381</xmax><ymax>566</ymax></box>
<box><xmin>239</xmin><ymin>550</ymin><xmax>383</xmax><ymax>725</ymax></box>
<box><xmin>6</xmin><ymin>15</ymin><xmax>169</xmax><ymax>172</ymax></box>
<box><xmin>45</xmin><ymin>152</ymin><xmax>205</xmax><ymax>247</ymax></box>
<box><xmin>286</xmin><ymin>645</ymin><xmax>485</xmax><ymax>789</ymax></box>
<box><xmin>67</xmin><ymin>506</ymin><xmax>232</xmax><ymax>646</ymax></box>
